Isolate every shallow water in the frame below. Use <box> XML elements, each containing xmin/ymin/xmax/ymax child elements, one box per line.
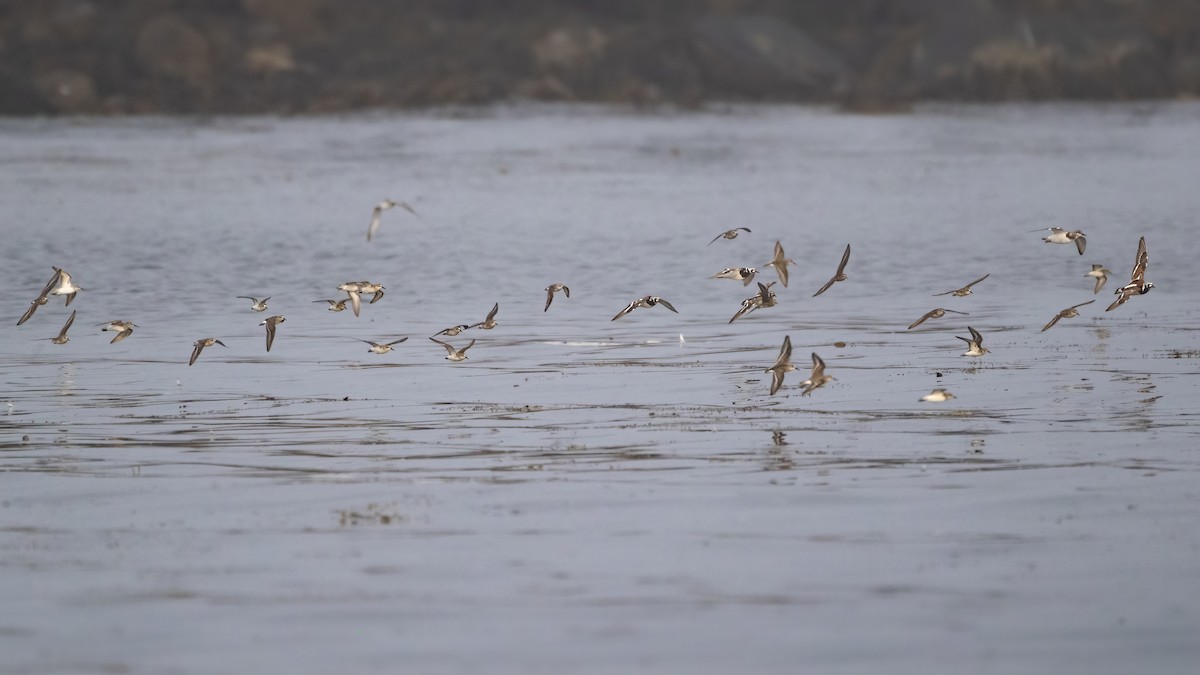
<box><xmin>2</xmin><ymin>103</ymin><xmax>1200</xmax><ymax>674</ymax></box>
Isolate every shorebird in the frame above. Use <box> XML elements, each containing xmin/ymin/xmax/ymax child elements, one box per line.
<box><xmin>367</xmin><ymin>199</ymin><xmax>418</xmax><ymax>242</ymax></box>
<box><xmin>17</xmin><ymin>294</ymin><xmax>49</xmax><ymax>326</ymax></box>
<box><xmin>260</xmin><ymin>315</ymin><xmax>286</xmax><ymax>351</ymax></box>
<box><xmin>763</xmin><ymin>241</ymin><xmax>795</xmax><ymax>287</ymax></box>
<box><xmin>799</xmin><ymin>352</ymin><xmax>833</xmax><ymax>396</ymax></box>
<box><xmin>46</xmin><ymin>267</ymin><xmax>83</xmax><ymax>305</ymax></box>
<box><xmin>357</xmin><ymin>337</ymin><xmax>408</xmax><ymax>354</ymax></box>
<box><xmin>430</xmin><ymin>337</ymin><xmax>474</xmax><ymax>361</ymax></box>
<box><xmin>314</xmin><ymin>299</ymin><xmax>349</xmax><ymax>312</ymax></box>
<box><xmin>99</xmin><ymin>320</ymin><xmax>137</xmax><ymax>344</ymax></box>
<box><xmin>433</xmin><ymin>324</ymin><xmax>470</xmax><ymax>337</ymax></box>
<box><xmin>765</xmin><ymin>335</ymin><xmax>796</xmax><ymax>396</ymax></box>
<box><xmin>237</xmin><ymin>296</ymin><xmax>270</xmax><ymax>312</ymax></box>
<box><xmin>919</xmin><ymin>388</ymin><xmax>956</xmax><ymax>402</ymax></box>
<box><xmin>729</xmin><ymin>281</ymin><xmax>777</xmax><ymax>324</ymax></box>
<box><xmin>356</xmin><ymin>282</ymin><xmax>385</xmax><ymax>304</ymax></box>
<box><xmin>345</xmin><ymin>291</ymin><xmax>362</xmax><ymax>316</ymax></box>
<box><xmin>1106</xmin><ymin>236</ymin><xmax>1153</xmax><ymax>312</ymax></box>
<box><xmin>1085</xmin><ymin>264</ymin><xmax>1111</xmax><ymax>294</ymax></box>
<box><xmin>933</xmin><ymin>274</ymin><xmax>990</xmax><ymax>297</ymax></box>
<box><xmin>188</xmin><ymin>337</ymin><xmax>227</xmax><ymax>366</ymax></box>
<box><xmin>712</xmin><ymin>267</ymin><xmax>757</xmax><ymax>286</ymax></box>
<box><xmin>1035</xmin><ymin>227</ymin><xmax>1087</xmax><ymax>255</ymax></box>
<box><xmin>336</xmin><ymin>283</ymin><xmax>364</xmax><ymax>317</ymax></box>
<box><xmin>611</xmin><ymin>295</ymin><xmax>678</xmax><ymax>321</ymax></box>
<box><xmin>956</xmin><ymin>326</ymin><xmax>989</xmax><ymax>357</ymax></box>
<box><xmin>544</xmin><ymin>283</ymin><xmax>570</xmax><ymax>311</ymax></box>
<box><xmin>708</xmin><ymin>228</ymin><xmax>751</xmax><ymax>245</ymax></box>
<box><xmin>48</xmin><ymin>310</ymin><xmax>76</xmax><ymax>345</ymax></box>
<box><xmin>1041</xmin><ymin>300</ymin><xmax>1094</xmax><ymax>332</ymax></box>
<box><xmin>812</xmin><ymin>244</ymin><xmax>851</xmax><ymax>297</ymax></box>
<box><xmin>470</xmin><ymin>303</ymin><xmax>499</xmax><ymax>330</ymax></box>
<box><xmin>908</xmin><ymin>307</ymin><xmax>970</xmax><ymax>330</ymax></box>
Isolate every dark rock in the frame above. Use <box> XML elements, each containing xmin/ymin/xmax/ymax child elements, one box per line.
<box><xmin>692</xmin><ymin>14</ymin><xmax>853</xmax><ymax>98</ymax></box>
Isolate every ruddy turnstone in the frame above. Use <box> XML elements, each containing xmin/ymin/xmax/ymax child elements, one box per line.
<box><xmin>1106</xmin><ymin>236</ymin><xmax>1153</xmax><ymax>312</ymax></box>
<box><xmin>611</xmin><ymin>295</ymin><xmax>678</xmax><ymax>321</ymax></box>
<box><xmin>712</xmin><ymin>267</ymin><xmax>757</xmax><ymax>286</ymax></box>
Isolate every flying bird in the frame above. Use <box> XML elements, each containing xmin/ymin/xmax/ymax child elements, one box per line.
<box><xmin>708</xmin><ymin>228</ymin><xmax>751</xmax><ymax>245</ymax></box>
<box><xmin>367</xmin><ymin>199</ymin><xmax>419</xmax><ymax>241</ymax></box>
<box><xmin>1041</xmin><ymin>300</ymin><xmax>1094</xmax><ymax>332</ymax></box>
<box><xmin>1106</xmin><ymin>236</ymin><xmax>1153</xmax><ymax>312</ymax></box>
<box><xmin>933</xmin><ymin>274</ymin><xmax>990</xmax><ymax>297</ymax></box>
<box><xmin>812</xmin><ymin>244</ymin><xmax>851</xmax><ymax>297</ymax></box>
<box><xmin>765</xmin><ymin>335</ymin><xmax>796</xmax><ymax>396</ymax></box>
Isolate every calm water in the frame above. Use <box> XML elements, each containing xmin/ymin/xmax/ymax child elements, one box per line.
<box><xmin>2</xmin><ymin>103</ymin><xmax>1199</xmax><ymax>674</ymax></box>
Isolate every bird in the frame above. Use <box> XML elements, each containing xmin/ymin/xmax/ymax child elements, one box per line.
<box><xmin>357</xmin><ymin>337</ymin><xmax>408</xmax><ymax>354</ymax></box>
<box><xmin>430</xmin><ymin>337</ymin><xmax>474</xmax><ymax>361</ymax></box>
<box><xmin>799</xmin><ymin>352</ymin><xmax>833</xmax><ymax>396</ymax></box>
<box><xmin>712</xmin><ymin>267</ymin><xmax>757</xmax><ymax>286</ymax></box>
<box><xmin>812</xmin><ymin>244</ymin><xmax>851</xmax><ymax>297</ymax></box>
<box><xmin>314</xmin><ymin>299</ymin><xmax>349</xmax><ymax>312</ymax></box>
<box><xmin>933</xmin><ymin>274</ymin><xmax>990</xmax><ymax>297</ymax></box>
<box><xmin>99</xmin><ymin>320</ymin><xmax>137</xmax><ymax>344</ymax></box>
<box><xmin>470</xmin><ymin>303</ymin><xmax>499</xmax><ymax>330</ymax></box>
<box><xmin>611</xmin><ymin>295</ymin><xmax>678</xmax><ymax>321</ymax></box>
<box><xmin>357</xmin><ymin>282</ymin><xmax>385</xmax><ymax>304</ymax></box>
<box><xmin>46</xmin><ymin>267</ymin><xmax>83</xmax><ymax>305</ymax></box>
<box><xmin>956</xmin><ymin>326</ymin><xmax>989</xmax><ymax>357</ymax></box>
<box><xmin>544</xmin><ymin>283</ymin><xmax>570</xmax><ymax>311</ymax></box>
<box><xmin>48</xmin><ymin>310</ymin><xmax>76</xmax><ymax>345</ymax></box>
<box><xmin>189</xmin><ymin>338</ymin><xmax>227</xmax><ymax>366</ymax></box>
<box><xmin>1041</xmin><ymin>300</ymin><xmax>1094</xmax><ymax>332</ymax></box>
<box><xmin>17</xmin><ymin>294</ymin><xmax>50</xmax><ymax>326</ymax></box>
<box><xmin>765</xmin><ymin>335</ymin><xmax>796</xmax><ymax>396</ymax></box>
<box><xmin>729</xmin><ymin>282</ymin><xmax>777</xmax><ymax>324</ymax></box>
<box><xmin>433</xmin><ymin>324</ymin><xmax>470</xmax><ymax>337</ymax></box>
<box><xmin>919</xmin><ymin>388</ymin><xmax>956</xmax><ymax>402</ymax></box>
<box><xmin>367</xmin><ymin>199</ymin><xmax>418</xmax><ymax>242</ymax></box>
<box><xmin>237</xmin><ymin>296</ymin><xmax>270</xmax><ymax>312</ymax></box>
<box><xmin>707</xmin><ymin>228</ymin><xmax>751</xmax><ymax>245</ymax></box>
<box><xmin>1106</xmin><ymin>236</ymin><xmax>1153</xmax><ymax>312</ymax></box>
<box><xmin>908</xmin><ymin>307</ymin><xmax>970</xmax><ymax>330</ymax></box>
<box><xmin>763</xmin><ymin>241</ymin><xmax>795</xmax><ymax>287</ymax></box>
<box><xmin>260</xmin><ymin>315</ymin><xmax>285</xmax><ymax>351</ymax></box>
<box><xmin>1035</xmin><ymin>227</ymin><xmax>1087</xmax><ymax>255</ymax></box>
<box><xmin>334</xmin><ymin>283</ymin><xmax>363</xmax><ymax>317</ymax></box>
<box><xmin>1085</xmin><ymin>264</ymin><xmax>1111</xmax><ymax>294</ymax></box>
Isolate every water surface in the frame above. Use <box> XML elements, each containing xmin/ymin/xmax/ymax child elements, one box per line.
<box><xmin>2</xmin><ymin>103</ymin><xmax>1199</xmax><ymax>674</ymax></box>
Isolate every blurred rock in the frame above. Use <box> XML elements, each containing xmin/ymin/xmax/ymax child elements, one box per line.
<box><xmin>33</xmin><ymin>68</ymin><xmax>96</xmax><ymax>113</ymax></box>
<box><xmin>136</xmin><ymin>15</ymin><xmax>211</xmax><ymax>86</ymax></box>
<box><xmin>692</xmin><ymin>14</ymin><xmax>852</xmax><ymax>98</ymax></box>
<box><xmin>241</xmin><ymin>0</ymin><xmax>330</xmax><ymax>44</ymax></box>
<box><xmin>532</xmin><ymin>26</ymin><xmax>608</xmax><ymax>71</ymax></box>
<box><xmin>244</xmin><ymin>43</ymin><xmax>296</xmax><ymax>75</ymax></box>
<box><xmin>0</xmin><ymin>0</ymin><xmax>1197</xmax><ymax>114</ymax></box>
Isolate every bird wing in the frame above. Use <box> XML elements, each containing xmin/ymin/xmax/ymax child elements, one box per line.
<box><xmin>367</xmin><ymin>207</ymin><xmax>382</xmax><ymax>241</ymax></box>
<box><xmin>656</xmin><ymin>298</ymin><xmax>678</xmax><ymax>313</ymax></box>
<box><xmin>908</xmin><ymin>310</ymin><xmax>937</xmax><ymax>330</ymax></box>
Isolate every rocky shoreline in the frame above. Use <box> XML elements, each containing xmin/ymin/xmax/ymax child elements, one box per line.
<box><xmin>3</xmin><ymin>0</ymin><xmax>1198</xmax><ymax>115</ymax></box>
